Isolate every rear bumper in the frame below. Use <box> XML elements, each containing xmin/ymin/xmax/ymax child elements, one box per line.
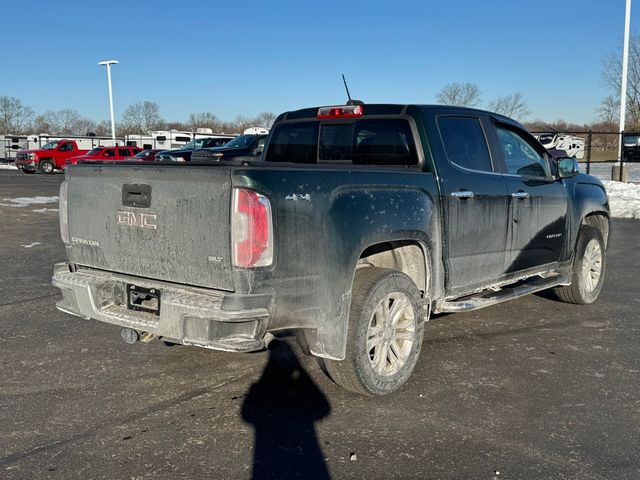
<box><xmin>52</xmin><ymin>263</ymin><xmax>270</xmax><ymax>352</ymax></box>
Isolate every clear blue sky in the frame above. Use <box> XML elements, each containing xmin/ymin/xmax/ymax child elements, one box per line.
<box><xmin>1</xmin><ymin>0</ymin><xmax>632</xmax><ymax>124</ymax></box>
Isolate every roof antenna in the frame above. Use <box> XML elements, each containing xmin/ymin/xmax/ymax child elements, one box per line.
<box><xmin>342</xmin><ymin>74</ymin><xmax>364</xmax><ymax>106</ymax></box>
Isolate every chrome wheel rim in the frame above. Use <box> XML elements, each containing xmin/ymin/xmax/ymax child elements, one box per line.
<box><xmin>582</xmin><ymin>239</ymin><xmax>602</xmax><ymax>293</ymax></box>
<box><xmin>367</xmin><ymin>292</ymin><xmax>416</xmax><ymax>376</ymax></box>
<box><xmin>42</xmin><ymin>162</ymin><xmax>52</xmax><ymax>173</ymax></box>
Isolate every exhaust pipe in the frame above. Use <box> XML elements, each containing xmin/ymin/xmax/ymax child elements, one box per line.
<box><xmin>120</xmin><ymin>328</ymin><xmax>158</xmax><ymax>344</ymax></box>
<box><xmin>120</xmin><ymin>328</ymin><xmax>139</xmax><ymax>344</ymax></box>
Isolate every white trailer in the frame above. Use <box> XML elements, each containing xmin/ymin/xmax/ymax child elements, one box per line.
<box><xmin>1</xmin><ymin>134</ymin><xmax>123</xmax><ymax>161</ymax></box>
<box><xmin>534</xmin><ymin>133</ymin><xmax>585</xmax><ymax>159</ymax></box>
<box><xmin>125</xmin><ymin>129</ymin><xmax>237</xmax><ymax>150</ymax></box>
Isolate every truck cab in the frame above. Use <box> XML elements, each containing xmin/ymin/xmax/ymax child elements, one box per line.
<box><xmin>15</xmin><ymin>140</ymin><xmax>88</xmax><ymax>174</ymax></box>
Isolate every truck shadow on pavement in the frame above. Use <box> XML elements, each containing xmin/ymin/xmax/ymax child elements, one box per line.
<box><xmin>241</xmin><ymin>339</ymin><xmax>332</xmax><ymax>480</ymax></box>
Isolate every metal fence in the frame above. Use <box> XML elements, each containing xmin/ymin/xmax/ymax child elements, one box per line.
<box><xmin>531</xmin><ymin>130</ymin><xmax>640</xmax><ymax>183</ymax></box>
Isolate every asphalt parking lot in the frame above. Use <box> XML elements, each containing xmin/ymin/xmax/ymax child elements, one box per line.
<box><xmin>1</xmin><ymin>170</ymin><xmax>639</xmax><ymax>480</ymax></box>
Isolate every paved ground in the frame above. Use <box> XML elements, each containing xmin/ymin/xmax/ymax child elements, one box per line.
<box><xmin>1</xmin><ymin>170</ymin><xmax>639</xmax><ymax>480</ymax></box>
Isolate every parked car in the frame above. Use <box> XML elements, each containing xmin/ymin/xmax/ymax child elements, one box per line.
<box><xmin>53</xmin><ymin>103</ymin><xmax>610</xmax><ymax>396</ymax></box>
<box><xmin>623</xmin><ymin>133</ymin><xmax>640</xmax><ymax>162</ymax></box>
<box><xmin>191</xmin><ymin>131</ymin><xmax>269</xmax><ymax>162</ymax></box>
<box><xmin>155</xmin><ymin>136</ymin><xmax>235</xmax><ymax>162</ymax></box>
<box><xmin>15</xmin><ymin>140</ymin><xmax>89</xmax><ymax>174</ymax></box>
<box><xmin>126</xmin><ymin>149</ymin><xmax>167</xmax><ymax>162</ymax></box>
<box><xmin>65</xmin><ymin>146</ymin><xmax>143</xmax><ymax>167</ymax></box>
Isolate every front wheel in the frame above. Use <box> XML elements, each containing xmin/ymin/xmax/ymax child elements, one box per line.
<box><xmin>555</xmin><ymin>225</ymin><xmax>606</xmax><ymax>304</ymax></box>
<box><xmin>325</xmin><ymin>268</ymin><xmax>425</xmax><ymax>396</ymax></box>
<box><xmin>38</xmin><ymin>159</ymin><xmax>55</xmax><ymax>174</ymax></box>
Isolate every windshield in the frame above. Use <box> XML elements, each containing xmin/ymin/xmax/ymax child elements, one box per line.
<box><xmin>41</xmin><ymin>141</ymin><xmax>59</xmax><ymax>150</ymax></box>
<box><xmin>86</xmin><ymin>147</ymin><xmax>104</xmax><ymax>156</ymax></box>
<box><xmin>224</xmin><ymin>135</ymin><xmax>258</xmax><ymax>148</ymax></box>
<box><xmin>183</xmin><ymin>139</ymin><xmax>205</xmax><ymax>150</ymax></box>
<box><xmin>133</xmin><ymin>150</ymin><xmax>151</xmax><ymax>158</ymax></box>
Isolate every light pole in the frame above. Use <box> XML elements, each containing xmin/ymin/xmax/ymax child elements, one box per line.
<box><xmin>98</xmin><ymin>60</ymin><xmax>119</xmax><ymax>141</ymax></box>
<box><xmin>619</xmin><ymin>0</ymin><xmax>632</xmax><ymax>161</ymax></box>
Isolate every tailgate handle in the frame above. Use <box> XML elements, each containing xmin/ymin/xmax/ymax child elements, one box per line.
<box><xmin>122</xmin><ymin>184</ymin><xmax>152</xmax><ymax>208</ymax></box>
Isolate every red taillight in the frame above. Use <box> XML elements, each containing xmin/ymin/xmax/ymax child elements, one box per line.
<box><xmin>317</xmin><ymin>104</ymin><xmax>363</xmax><ymax>119</ymax></box>
<box><xmin>232</xmin><ymin>189</ymin><xmax>273</xmax><ymax>268</ymax></box>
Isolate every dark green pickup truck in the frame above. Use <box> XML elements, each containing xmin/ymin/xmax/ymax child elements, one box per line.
<box><xmin>53</xmin><ymin>104</ymin><xmax>610</xmax><ymax>395</ymax></box>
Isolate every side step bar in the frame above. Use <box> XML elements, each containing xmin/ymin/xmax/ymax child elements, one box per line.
<box><xmin>435</xmin><ymin>274</ymin><xmax>570</xmax><ymax>314</ymax></box>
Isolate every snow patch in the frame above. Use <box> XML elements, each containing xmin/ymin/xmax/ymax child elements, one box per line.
<box><xmin>603</xmin><ymin>181</ymin><xmax>640</xmax><ymax>219</ymax></box>
<box><xmin>32</xmin><ymin>208</ymin><xmax>59</xmax><ymax>213</ymax></box>
<box><xmin>0</xmin><ymin>196</ymin><xmax>59</xmax><ymax>207</ymax></box>
<box><xmin>0</xmin><ymin>164</ymin><xmax>18</xmax><ymax>170</ymax></box>
<box><xmin>21</xmin><ymin>242</ymin><xmax>42</xmax><ymax>248</ymax></box>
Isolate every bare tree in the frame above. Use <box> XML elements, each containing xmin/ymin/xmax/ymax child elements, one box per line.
<box><xmin>120</xmin><ymin>101</ymin><xmax>164</xmax><ymax>134</ymax></box>
<box><xmin>164</xmin><ymin>121</ymin><xmax>187</xmax><ymax>131</ymax></box>
<box><xmin>185</xmin><ymin>112</ymin><xmax>219</xmax><ymax>131</ymax></box>
<box><xmin>0</xmin><ymin>96</ymin><xmax>34</xmax><ymax>134</ymax></box>
<box><xmin>73</xmin><ymin>117</ymin><xmax>98</xmax><ymax>136</ymax></box>
<box><xmin>436</xmin><ymin>82</ymin><xmax>482</xmax><ymax>107</ymax></box>
<box><xmin>602</xmin><ymin>34</ymin><xmax>640</xmax><ymax>131</ymax></box>
<box><xmin>32</xmin><ymin>109</ymin><xmax>96</xmax><ymax>135</ymax></box>
<box><xmin>595</xmin><ymin>95</ymin><xmax>620</xmax><ymax>125</ymax></box>
<box><xmin>487</xmin><ymin>93</ymin><xmax>531</xmax><ymax>120</ymax></box>
<box><xmin>254</xmin><ymin>112</ymin><xmax>277</xmax><ymax>129</ymax></box>
<box><xmin>56</xmin><ymin>109</ymin><xmax>82</xmax><ymax>134</ymax></box>
<box><xmin>227</xmin><ymin>115</ymin><xmax>251</xmax><ymax>133</ymax></box>
<box><xmin>32</xmin><ymin>111</ymin><xmax>57</xmax><ymax>133</ymax></box>
<box><xmin>594</xmin><ymin>95</ymin><xmax>620</xmax><ymax>150</ymax></box>
<box><xmin>94</xmin><ymin>120</ymin><xmax>112</xmax><ymax>137</ymax></box>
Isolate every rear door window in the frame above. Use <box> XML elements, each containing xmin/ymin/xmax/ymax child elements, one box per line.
<box><xmin>118</xmin><ymin>148</ymin><xmax>130</xmax><ymax>156</ymax></box>
<box><xmin>437</xmin><ymin>116</ymin><xmax>493</xmax><ymax>172</ymax></box>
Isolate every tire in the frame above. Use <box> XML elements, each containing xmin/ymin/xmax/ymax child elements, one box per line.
<box><xmin>38</xmin><ymin>159</ymin><xmax>55</xmax><ymax>174</ymax></box>
<box><xmin>23</xmin><ymin>169</ymin><xmax>35</xmax><ymax>174</ymax></box>
<box><xmin>554</xmin><ymin>225</ymin><xmax>606</xmax><ymax>304</ymax></box>
<box><xmin>325</xmin><ymin>267</ymin><xmax>425</xmax><ymax>396</ymax></box>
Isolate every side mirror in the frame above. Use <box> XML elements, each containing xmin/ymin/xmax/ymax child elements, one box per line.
<box><xmin>557</xmin><ymin>157</ymin><xmax>579</xmax><ymax>178</ymax></box>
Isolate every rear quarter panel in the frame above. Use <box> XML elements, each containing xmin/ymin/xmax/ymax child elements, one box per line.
<box><xmin>231</xmin><ymin>166</ymin><xmax>441</xmax><ymax>359</ymax></box>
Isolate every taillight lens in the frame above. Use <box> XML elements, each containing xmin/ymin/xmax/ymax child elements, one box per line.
<box><xmin>59</xmin><ymin>180</ymin><xmax>70</xmax><ymax>244</ymax></box>
<box><xmin>231</xmin><ymin>188</ymin><xmax>273</xmax><ymax>268</ymax></box>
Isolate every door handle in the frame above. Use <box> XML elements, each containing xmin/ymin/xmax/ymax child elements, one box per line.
<box><xmin>511</xmin><ymin>191</ymin><xmax>529</xmax><ymax>199</ymax></box>
<box><xmin>451</xmin><ymin>190</ymin><xmax>474</xmax><ymax>199</ymax></box>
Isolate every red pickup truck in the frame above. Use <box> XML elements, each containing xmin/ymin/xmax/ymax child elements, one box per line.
<box><xmin>65</xmin><ymin>146</ymin><xmax>142</xmax><ymax>167</ymax></box>
<box><xmin>15</xmin><ymin>140</ymin><xmax>89</xmax><ymax>174</ymax></box>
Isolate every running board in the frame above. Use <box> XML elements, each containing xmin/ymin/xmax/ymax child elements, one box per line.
<box><xmin>435</xmin><ymin>274</ymin><xmax>570</xmax><ymax>313</ymax></box>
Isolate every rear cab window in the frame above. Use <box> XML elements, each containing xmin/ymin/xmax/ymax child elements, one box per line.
<box><xmin>265</xmin><ymin>117</ymin><xmax>420</xmax><ymax>167</ymax></box>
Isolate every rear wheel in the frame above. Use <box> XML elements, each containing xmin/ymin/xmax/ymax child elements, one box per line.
<box><xmin>325</xmin><ymin>268</ymin><xmax>425</xmax><ymax>396</ymax></box>
<box><xmin>555</xmin><ymin>225</ymin><xmax>606</xmax><ymax>304</ymax></box>
<box><xmin>39</xmin><ymin>159</ymin><xmax>55</xmax><ymax>174</ymax></box>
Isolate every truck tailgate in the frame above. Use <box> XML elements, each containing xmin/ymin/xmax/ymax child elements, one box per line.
<box><xmin>66</xmin><ymin>165</ymin><xmax>234</xmax><ymax>291</ymax></box>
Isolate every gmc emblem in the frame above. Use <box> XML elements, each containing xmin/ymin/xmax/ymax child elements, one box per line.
<box><xmin>117</xmin><ymin>211</ymin><xmax>157</xmax><ymax>230</ymax></box>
